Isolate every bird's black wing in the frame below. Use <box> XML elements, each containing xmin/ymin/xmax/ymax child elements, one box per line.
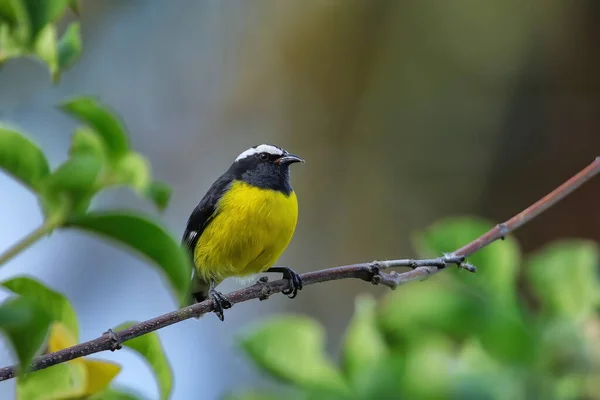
<box><xmin>181</xmin><ymin>173</ymin><xmax>233</xmax><ymax>256</ymax></box>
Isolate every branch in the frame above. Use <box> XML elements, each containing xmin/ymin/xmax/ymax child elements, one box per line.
<box><xmin>0</xmin><ymin>157</ymin><xmax>598</xmax><ymax>382</ymax></box>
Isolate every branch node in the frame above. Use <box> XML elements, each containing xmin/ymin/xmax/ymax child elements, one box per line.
<box><xmin>497</xmin><ymin>223</ymin><xmax>509</xmax><ymax>240</ymax></box>
<box><xmin>377</xmin><ymin>271</ymin><xmax>399</xmax><ymax>290</ymax></box>
<box><xmin>256</xmin><ymin>276</ymin><xmax>271</xmax><ymax>301</ymax></box>
<box><xmin>103</xmin><ymin>329</ymin><xmax>122</xmax><ymax>351</ymax></box>
<box><xmin>460</xmin><ymin>263</ymin><xmax>477</xmax><ymax>273</ymax></box>
<box><xmin>368</xmin><ymin>262</ymin><xmax>382</xmax><ymax>285</ymax></box>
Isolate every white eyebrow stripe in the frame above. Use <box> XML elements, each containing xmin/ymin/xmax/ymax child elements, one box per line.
<box><xmin>235</xmin><ymin>144</ymin><xmax>284</xmax><ymax>161</ymax></box>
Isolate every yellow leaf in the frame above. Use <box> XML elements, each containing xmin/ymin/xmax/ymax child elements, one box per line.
<box><xmin>43</xmin><ymin>322</ymin><xmax>121</xmax><ymax>397</ymax></box>
<box><xmin>47</xmin><ymin>322</ymin><xmax>76</xmax><ymax>352</ymax></box>
<box><xmin>82</xmin><ymin>359</ymin><xmax>121</xmax><ymax>396</ymax></box>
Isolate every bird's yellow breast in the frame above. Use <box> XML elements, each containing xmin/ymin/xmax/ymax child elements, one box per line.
<box><xmin>193</xmin><ymin>180</ymin><xmax>298</xmax><ymax>282</ymax></box>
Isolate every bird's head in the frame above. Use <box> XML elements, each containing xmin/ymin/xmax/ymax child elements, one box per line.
<box><xmin>231</xmin><ymin>144</ymin><xmax>304</xmax><ymax>194</ymax></box>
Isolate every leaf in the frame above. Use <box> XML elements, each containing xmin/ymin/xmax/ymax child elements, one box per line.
<box><xmin>413</xmin><ymin>216</ymin><xmax>521</xmax><ymax>306</ymax></box>
<box><xmin>378</xmin><ymin>281</ymin><xmax>481</xmax><ymax>344</ymax></box>
<box><xmin>43</xmin><ymin>323</ymin><xmax>121</xmax><ymax>397</ymax></box>
<box><xmin>113</xmin><ymin>152</ymin><xmax>151</xmax><ymax>191</ymax></box>
<box><xmin>341</xmin><ymin>295</ymin><xmax>388</xmax><ymax>382</ymax></box>
<box><xmin>0</xmin><ymin>0</ymin><xmax>30</xmax><ymax>51</ymax></box>
<box><xmin>55</xmin><ymin>22</ymin><xmax>80</xmax><ymax>81</ymax></box>
<box><xmin>239</xmin><ymin>315</ymin><xmax>347</xmax><ymax>393</ymax></box>
<box><xmin>0</xmin><ymin>297</ymin><xmax>52</xmax><ymax>371</ymax></box>
<box><xmin>16</xmin><ymin>360</ymin><xmax>87</xmax><ymax>400</ymax></box>
<box><xmin>45</xmin><ymin>153</ymin><xmax>102</xmax><ymax>193</ymax></box>
<box><xmin>0</xmin><ymin>0</ymin><xmax>20</xmax><ymax>25</ymax></box>
<box><xmin>401</xmin><ymin>335</ymin><xmax>454</xmax><ymax>398</ymax></box>
<box><xmin>69</xmin><ymin>126</ymin><xmax>107</xmax><ymax>161</ymax></box>
<box><xmin>20</xmin><ymin>0</ymin><xmax>69</xmax><ymax>43</ymax></box>
<box><xmin>82</xmin><ymin>359</ymin><xmax>122</xmax><ymax>397</ymax></box>
<box><xmin>144</xmin><ymin>181</ymin><xmax>172</xmax><ymax>212</ymax></box>
<box><xmin>89</xmin><ymin>388</ymin><xmax>147</xmax><ymax>400</ymax></box>
<box><xmin>1</xmin><ymin>277</ymin><xmax>78</xmax><ymax>340</ymax></box>
<box><xmin>67</xmin><ymin>212</ymin><xmax>191</xmax><ymax>305</ymax></box>
<box><xmin>46</xmin><ymin>322</ymin><xmax>76</xmax><ymax>352</ymax></box>
<box><xmin>68</xmin><ymin>0</ymin><xmax>81</xmax><ymax>16</ymax></box>
<box><xmin>526</xmin><ymin>240</ymin><xmax>600</xmax><ymax>322</ymax></box>
<box><xmin>0</xmin><ymin>125</ymin><xmax>50</xmax><ymax>191</ymax></box>
<box><xmin>114</xmin><ymin>321</ymin><xmax>172</xmax><ymax>400</ymax></box>
<box><xmin>60</xmin><ymin>97</ymin><xmax>129</xmax><ymax>157</ymax></box>
<box><xmin>40</xmin><ymin>153</ymin><xmax>103</xmax><ymax>217</ymax></box>
<box><xmin>33</xmin><ymin>23</ymin><xmax>57</xmax><ymax>76</ymax></box>
<box><xmin>222</xmin><ymin>392</ymin><xmax>291</xmax><ymax>400</ymax></box>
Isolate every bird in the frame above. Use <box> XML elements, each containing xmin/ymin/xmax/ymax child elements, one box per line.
<box><xmin>181</xmin><ymin>144</ymin><xmax>304</xmax><ymax>321</ymax></box>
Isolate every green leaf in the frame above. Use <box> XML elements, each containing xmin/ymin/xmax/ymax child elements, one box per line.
<box><xmin>60</xmin><ymin>97</ymin><xmax>129</xmax><ymax>157</ymax></box>
<box><xmin>341</xmin><ymin>295</ymin><xmax>388</xmax><ymax>382</ymax></box>
<box><xmin>144</xmin><ymin>181</ymin><xmax>172</xmax><ymax>212</ymax></box>
<box><xmin>222</xmin><ymin>392</ymin><xmax>291</xmax><ymax>400</ymax></box>
<box><xmin>40</xmin><ymin>153</ymin><xmax>103</xmax><ymax>217</ymax></box>
<box><xmin>239</xmin><ymin>315</ymin><xmax>347</xmax><ymax>393</ymax></box>
<box><xmin>0</xmin><ymin>1</ymin><xmax>29</xmax><ymax>48</ymax></box>
<box><xmin>33</xmin><ymin>23</ymin><xmax>57</xmax><ymax>76</ymax></box>
<box><xmin>401</xmin><ymin>335</ymin><xmax>454</xmax><ymax>398</ymax></box>
<box><xmin>114</xmin><ymin>322</ymin><xmax>172</xmax><ymax>400</ymax></box>
<box><xmin>526</xmin><ymin>240</ymin><xmax>600</xmax><ymax>322</ymax></box>
<box><xmin>113</xmin><ymin>152</ymin><xmax>151</xmax><ymax>191</ymax></box>
<box><xmin>413</xmin><ymin>216</ymin><xmax>521</xmax><ymax>306</ymax></box>
<box><xmin>1</xmin><ymin>276</ymin><xmax>78</xmax><ymax>340</ymax></box>
<box><xmin>378</xmin><ymin>281</ymin><xmax>481</xmax><ymax>344</ymax></box>
<box><xmin>0</xmin><ymin>296</ymin><xmax>52</xmax><ymax>371</ymax></box>
<box><xmin>56</xmin><ymin>22</ymin><xmax>80</xmax><ymax>79</ymax></box>
<box><xmin>89</xmin><ymin>387</ymin><xmax>147</xmax><ymax>400</ymax></box>
<box><xmin>0</xmin><ymin>124</ymin><xmax>50</xmax><ymax>191</ymax></box>
<box><xmin>69</xmin><ymin>126</ymin><xmax>107</xmax><ymax>161</ymax></box>
<box><xmin>45</xmin><ymin>154</ymin><xmax>102</xmax><ymax>193</ymax></box>
<box><xmin>68</xmin><ymin>0</ymin><xmax>81</xmax><ymax>15</ymax></box>
<box><xmin>16</xmin><ymin>360</ymin><xmax>87</xmax><ymax>400</ymax></box>
<box><xmin>0</xmin><ymin>0</ymin><xmax>20</xmax><ymax>25</ymax></box>
<box><xmin>21</xmin><ymin>0</ymin><xmax>69</xmax><ymax>42</ymax></box>
<box><xmin>68</xmin><ymin>212</ymin><xmax>191</xmax><ymax>305</ymax></box>
<box><xmin>476</xmin><ymin>304</ymin><xmax>537</xmax><ymax>365</ymax></box>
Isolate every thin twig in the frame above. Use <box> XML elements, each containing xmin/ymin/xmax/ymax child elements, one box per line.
<box><xmin>0</xmin><ymin>157</ymin><xmax>597</xmax><ymax>382</ymax></box>
<box><xmin>0</xmin><ymin>222</ymin><xmax>55</xmax><ymax>267</ymax></box>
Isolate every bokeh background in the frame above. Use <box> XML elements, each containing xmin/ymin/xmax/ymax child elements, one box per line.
<box><xmin>1</xmin><ymin>1</ymin><xmax>599</xmax><ymax>399</ymax></box>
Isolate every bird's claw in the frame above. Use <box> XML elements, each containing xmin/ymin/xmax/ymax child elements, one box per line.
<box><xmin>209</xmin><ymin>288</ymin><xmax>232</xmax><ymax>321</ymax></box>
<box><xmin>280</xmin><ymin>267</ymin><xmax>303</xmax><ymax>299</ymax></box>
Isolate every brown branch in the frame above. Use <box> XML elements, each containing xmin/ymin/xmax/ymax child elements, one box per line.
<box><xmin>0</xmin><ymin>157</ymin><xmax>598</xmax><ymax>382</ymax></box>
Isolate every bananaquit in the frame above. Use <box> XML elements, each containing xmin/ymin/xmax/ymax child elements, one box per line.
<box><xmin>182</xmin><ymin>144</ymin><xmax>304</xmax><ymax>320</ymax></box>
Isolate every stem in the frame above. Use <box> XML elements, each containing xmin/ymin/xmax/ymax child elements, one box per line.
<box><xmin>0</xmin><ymin>219</ymin><xmax>62</xmax><ymax>267</ymax></box>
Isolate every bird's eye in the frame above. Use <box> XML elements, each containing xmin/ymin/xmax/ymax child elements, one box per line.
<box><xmin>259</xmin><ymin>153</ymin><xmax>269</xmax><ymax>161</ymax></box>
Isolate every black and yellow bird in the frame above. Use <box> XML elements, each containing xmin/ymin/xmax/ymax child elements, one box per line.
<box><xmin>182</xmin><ymin>144</ymin><xmax>304</xmax><ymax>320</ymax></box>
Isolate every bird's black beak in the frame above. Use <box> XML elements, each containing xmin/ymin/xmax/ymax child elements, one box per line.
<box><xmin>275</xmin><ymin>154</ymin><xmax>304</xmax><ymax>165</ymax></box>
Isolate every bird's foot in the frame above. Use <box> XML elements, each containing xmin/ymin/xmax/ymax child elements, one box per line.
<box><xmin>209</xmin><ymin>288</ymin><xmax>232</xmax><ymax>321</ymax></box>
<box><xmin>267</xmin><ymin>267</ymin><xmax>303</xmax><ymax>299</ymax></box>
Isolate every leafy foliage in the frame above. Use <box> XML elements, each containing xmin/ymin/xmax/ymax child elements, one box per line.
<box><xmin>0</xmin><ymin>7</ymin><xmax>184</xmax><ymax>396</ymax></box>
<box><xmin>0</xmin><ymin>98</ymin><xmax>190</xmax><ymax>301</ymax></box>
<box><xmin>2</xmin><ymin>276</ymin><xmax>79</xmax><ymax>340</ymax></box>
<box><xmin>0</xmin><ymin>297</ymin><xmax>52</xmax><ymax>372</ymax></box>
<box><xmin>0</xmin><ymin>125</ymin><xmax>50</xmax><ymax>191</ymax></box>
<box><xmin>240</xmin><ymin>316</ymin><xmax>347</xmax><ymax>393</ymax></box>
<box><xmin>0</xmin><ymin>0</ymin><xmax>81</xmax><ymax>81</ymax></box>
<box><xmin>232</xmin><ymin>217</ymin><xmax>600</xmax><ymax>400</ymax></box>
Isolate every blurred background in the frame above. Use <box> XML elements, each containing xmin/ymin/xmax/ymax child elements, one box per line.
<box><xmin>0</xmin><ymin>1</ymin><xmax>599</xmax><ymax>399</ymax></box>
